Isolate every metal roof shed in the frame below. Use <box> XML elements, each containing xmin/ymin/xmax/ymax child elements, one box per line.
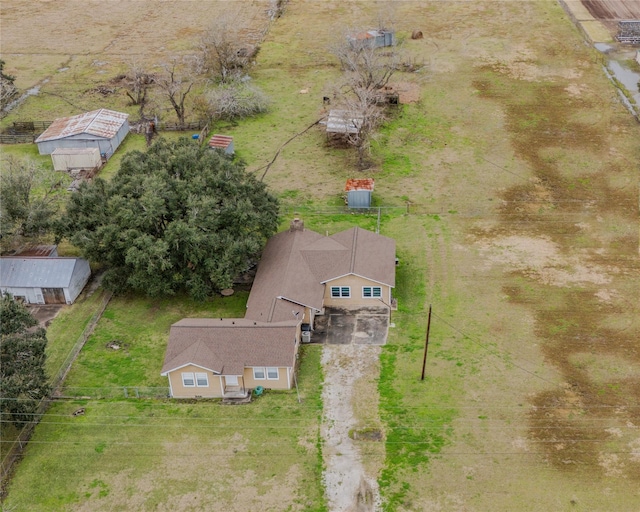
<box><xmin>0</xmin><ymin>257</ymin><xmax>91</xmax><ymax>304</ymax></box>
<box><xmin>208</xmin><ymin>134</ymin><xmax>234</xmax><ymax>155</ymax></box>
<box><xmin>51</xmin><ymin>147</ymin><xmax>102</xmax><ymax>172</ymax></box>
<box><xmin>345</xmin><ymin>178</ymin><xmax>375</xmax><ymax>208</ymax></box>
<box><xmin>35</xmin><ymin>109</ymin><xmax>129</xmax><ymax>159</ymax></box>
<box><xmin>325</xmin><ymin>110</ymin><xmax>364</xmax><ymax>135</ymax></box>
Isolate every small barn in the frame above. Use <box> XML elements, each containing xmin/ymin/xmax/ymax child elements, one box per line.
<box><xmin>208</xmin><ymin>134</ymin><xmax>234</xmax><ymax>155</ymax></box>
<box><xmin>35</xmin><ymin>109</ymin><xmax>129</xmax><ymax>159</ymax></box>
<box><xmin>345</xmin><ymin>178</ymin><xmax>374</xmax><ymax>208</ymax></box>
<box><xmin>51</xmin><ymin>148</ymin><xmax>102</xmax><ymax>172</ymax></box>
<box><xmin>0</xmin><ymin>257</ymin><xmax>91</xmax><ymax>305</ymax></box>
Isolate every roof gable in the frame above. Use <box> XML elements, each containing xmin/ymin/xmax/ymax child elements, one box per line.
<box><xmin>0</xmin><ymin>257</ymin><xmax>88</xmax><ymax>288</ymax></box>
<box><xmin>35</xmin><ymin>109</ymin><xmax>128</xmax><ymax>143</ymax></box>
<box><xmin>161</xmin><ymin>319</ymin><xmax>299</xmax><ymax>375</ymax></box>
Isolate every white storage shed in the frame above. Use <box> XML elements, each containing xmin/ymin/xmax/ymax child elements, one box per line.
<box><xmin>51</xmin><ymin>148</ymin><xmax>102</xmax><ymax>172</ymax></box>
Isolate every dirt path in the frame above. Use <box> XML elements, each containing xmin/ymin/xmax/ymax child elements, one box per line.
<box><xmin>322</xmin><ymin>344</ymin><xmax>382</xmax><ymax>512</ymax></box>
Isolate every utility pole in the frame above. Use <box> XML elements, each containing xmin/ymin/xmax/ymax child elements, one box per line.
<box><xmin>421</xmin><ymin>304</ymin><xmax>432</xmax><ymax>380</ymax></box>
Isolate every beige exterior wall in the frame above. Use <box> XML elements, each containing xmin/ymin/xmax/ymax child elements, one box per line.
<box><xmin>167</xmin><ymin>364</ymin><xmax>223</xmax><ymax>398</ymax></box>
<box><xmin>323</xmin><ymin>274</ymin><xmax>392</xmax><ymax>308</ymax></box>
<box><xmin>243</xmin><ymin>366</ymin><xmax>292</xmax><ymax>390</ymax></box>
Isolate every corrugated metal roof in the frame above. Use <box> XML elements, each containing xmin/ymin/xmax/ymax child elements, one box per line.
<box><xmin>35</xmin><ymin>109</ymin><xmax>128</xmax><ymax>143</ymax></box>
<box><xmin>208</xmin><ymin>134</ymin><xmax>233</xmax><ymax>149</ymax></box>
<box><xmin>345</xmin><ymin>178</ymin><xmax>375</xmax><ymax>192</ymax></box>
<box><xmin>0</xmin><ymin>257</ymin><xmax>84</xmax><ymax>288</ymax></box>
<box><xmin>12</xmin><ymin>245</ymin><xmax>57</xmax><ymax>257</ymax></box>
<box><xmin>326</xmin><ymin>110</ymin><xmax>363</xmax><ymax>134</ymax></box>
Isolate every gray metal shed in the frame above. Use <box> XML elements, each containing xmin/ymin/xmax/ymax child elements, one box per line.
<box><xmin>0</xmin><ymin>257</ymin><xmax>91</xmax><ymax>304</ymax></box>
<box><xmin>345</xmin><ymin>178</ymin><xmax>374</xmax><ymax>208</ymax></box>
<box><xmin>35</xmin><ymin>109</ymin><xmax>129</xmax><ymax>159</ymax></box>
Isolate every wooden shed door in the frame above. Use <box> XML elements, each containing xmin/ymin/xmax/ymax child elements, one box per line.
<box><xmin>42</xmin><ymin>288</ymin><xmax>66</xmax><ymax>304</ymax></box>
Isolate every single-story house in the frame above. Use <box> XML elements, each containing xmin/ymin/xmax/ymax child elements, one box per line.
<box><xmin>345</xmin><ymin>178</ymin><xmax>375</xmax><ymax>208</ymax></box>
<box><xmin>161</xmin><ymin>319</ymin><xmax>300</xmax><ymax>398</ymax></box>
<box><xmin>162</xmin><ymin>219</ymin><xmax>396</xmax><ymax>398</ymax></box>
<box><xmin>208</xmin><ymin>134</ymin><xmax>234</xmax><ymax>155</ymax></box>
<box><xmin>35</xmin><ymin>109</ymin><xmax>129</xmax><ymax>159</ymax></box>
<box><xmin>51</xmin><ymin>147</ymin><xmax>102</xmax><ymax>172</ymax></box>
<box><xmin>0</xmin><ymin>257</ymin><xmax>91</xmax><ymax>304</ymax></box>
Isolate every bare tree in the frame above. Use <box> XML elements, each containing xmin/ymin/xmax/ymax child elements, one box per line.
<box><xmin>332</xmin><ymin>31</ymin><xmax>398</xmax><ymax>94</ymax></box>
<box><xmin>0</xmin><ymin>60</ymin><xmax>18</xmax><ymax>110</ymax></box>
<box><xmin>340</xmin><ymin>87</ymin><xmax>387</xmax><ymax>170</ymax></box>
<box><xmin>206</xmin><ymin>81</ymin><xmax>270</xmax><ymax>121</ymax></box>
<box><xmin>122</xmin><ymin>60</ymin><xmax>155</xmax><ymax>116</ymax></box>
<box><xmin>198</xmin><ymin>10</ymin><xmax>256</xmax><ymax>83</ymax></box>
<box><xmin>157</xmin><ymin>57</ymin><xmax>196</xmax><ymax>127</ymax></box>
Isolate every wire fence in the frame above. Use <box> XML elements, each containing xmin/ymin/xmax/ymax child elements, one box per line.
<box><xmin>1</xmin><ymin>290</ymin><xmax>112</xmax><ymax>482</ymax></box>
<box><xmin>57</xmin><ymin>387</ymin><xmax>170</xmax><ymax>400</ymax></box>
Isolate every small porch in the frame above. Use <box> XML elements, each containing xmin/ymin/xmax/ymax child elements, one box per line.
<box><xmin>222</xmin><ymin>385</ymin><xmax>249</xmax><ymax>399</ymax></box>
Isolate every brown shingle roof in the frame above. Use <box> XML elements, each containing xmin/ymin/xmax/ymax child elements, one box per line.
<box><xmin>324</xmin><ymin>227</ymin><xmax>396</xmax><ymax>287</ymax></box>
<box><xmin>161</xmin><ymin>319</ymin><xmax>298</xmax><ymax>375</ymax></box>
<box><xmin>245</xmin><ymin>225</ymin><xmax>395</xmax><ymax>321</ymax></box>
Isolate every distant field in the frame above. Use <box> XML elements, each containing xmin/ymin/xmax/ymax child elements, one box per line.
<box><xmin>2</xmin><ymin>0</ymin><xmax>639</xmax><ymax>511</ymax></box>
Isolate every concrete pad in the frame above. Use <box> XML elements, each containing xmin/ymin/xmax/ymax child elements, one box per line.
<box><xmin>327</xmin><ymin>314</ymin><xmax>356</xmax><ymax>345</ymax></box>
<box><xmin>354</xmin><ymin>315</ymin><xmax>388</xmax><ymax>345</ymax></box>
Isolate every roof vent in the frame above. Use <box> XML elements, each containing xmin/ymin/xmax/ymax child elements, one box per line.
<box><xmin>290</xmin><ymin>218</ymin><xmax>304</xmax><ymax>232</ymax></box>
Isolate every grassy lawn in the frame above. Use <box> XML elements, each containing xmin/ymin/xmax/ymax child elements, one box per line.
<box><xmin>3</xmin><ymin>344</ymin><xmax>325</xmax><ymax>511</ymax></box>
<box><xmin>62</xmin><ymin>293</ymin><xmax>250</xmax><ymax>394</ymax></box>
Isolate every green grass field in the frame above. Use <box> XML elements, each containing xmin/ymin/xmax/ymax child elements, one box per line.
<box><xmin>2</xmin><ymin>0</ymin><xmax>640</xmax><ymax>510</ymax></box>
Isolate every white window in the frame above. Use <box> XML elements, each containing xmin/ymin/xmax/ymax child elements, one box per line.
<box><xmin>267</xmin><ymin>367</ymin><xmax>279</xmax><ymax>380</ymax></box>
<box><xmin>331</xmin><ymin>286</ymin><xmax>351</xmax><ymax>298</ymax></box>
<box><xmin>253</xmin><ymin>367</ymin><xmax>266</xmax><ymax>380</ymax></box>
<box><xmin>182</xmin><ymin>372</ymin><xmax>195</xmax><ymax>387</ymax></box>
<box><xmin>195</xmin><ymin>372</ymin><xmax>209</xmax><ymax>387</ymax></box>
<box><xmin>362</xmin><ymin>286</ymin><xmax>382</xmax><ymax>298</ymax></box>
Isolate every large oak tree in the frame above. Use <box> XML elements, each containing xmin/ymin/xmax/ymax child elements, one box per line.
<box><xmin>57</xmin><ymin>138</ymin><xmax>279</xmax><ymax>299</ymax></box>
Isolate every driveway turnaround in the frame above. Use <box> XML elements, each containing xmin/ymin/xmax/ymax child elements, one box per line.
<box><xmin>312</xmin><ymin>306</ymin><xmax>389</xmax><ymax>345</ymax></box>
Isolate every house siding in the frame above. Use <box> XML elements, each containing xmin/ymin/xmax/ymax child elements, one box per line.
<box><xmin>323</xmin><ymin>274</ymin><xmax>392</xmax><ymax>308</ymax></box>
<box><xmin>244</xmin><ymin>366</ymin><xmax>292</xmax><ymax>390</ymax></box>
<box><xmin>167</xmin><ymin>365</ymin><xmax>223</xmax><ymax>398</ymax></box>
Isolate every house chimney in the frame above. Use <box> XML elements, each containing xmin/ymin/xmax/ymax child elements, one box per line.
<box><xmin>290</xmin><ymin>218</ymin><xmax>304</xmax><ymax>232</ymax></box>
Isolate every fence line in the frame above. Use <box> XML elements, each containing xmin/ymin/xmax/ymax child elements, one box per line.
<box><xmin>1</xmin><ymin>290</ymin><xmax>112</xmax><ymax>483</ymax></box>
<box><xmin>0</xmin><ymin>134</ymin><xmax>35</xmax><ymax>144</ymax></box>
<box><xmin>57</xmin><ymin>387</ymin><xmax>170</xmax><ymax>400</ymax></box>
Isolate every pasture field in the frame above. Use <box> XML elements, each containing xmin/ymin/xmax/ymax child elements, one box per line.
<box><xmin>2</xmin><ymin>1</ymin><xmax>639</xmax><ymax>511</ymax></box>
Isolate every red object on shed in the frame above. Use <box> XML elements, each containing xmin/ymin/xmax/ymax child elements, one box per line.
<box><xmin>208</xmin><ymin>134</ymin><xmax>234</xmax><ymax>154</ymax></box>
<box><xmin>345</xmin><ymin>178</ymin><xmax>375</xmax><ymax>192</ymax></box>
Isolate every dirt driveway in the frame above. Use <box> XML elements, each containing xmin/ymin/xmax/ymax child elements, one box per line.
<box><xmin>312</xmin><ymin>306</ymin><xmax>390</xmax><ymax>345</ymax></box>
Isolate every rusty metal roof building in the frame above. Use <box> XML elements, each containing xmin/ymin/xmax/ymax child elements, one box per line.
<box><xmin>345</xmin><ymin>178</ymin><xmax>375</xmax><ymax>192</ymax></box>
<box><xmin>208</xmin><ymin>134</ymin><xmax>234</xmax><ymax>155</ymax></box>
<box><xmin>345</xmin><ymin>178</ymin><xmax>375</xmax><ymax>208</ymax></box>
<box><xmin>35</xmin><ymin>109</ymin><xmax>129</xmax><ymax>159</ymax></box>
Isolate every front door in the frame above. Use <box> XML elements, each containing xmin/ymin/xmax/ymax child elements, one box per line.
<box><xmin>225</xmin><ymin>375</ymin><xmax>239</xmax><ymax>387</ymax></box>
